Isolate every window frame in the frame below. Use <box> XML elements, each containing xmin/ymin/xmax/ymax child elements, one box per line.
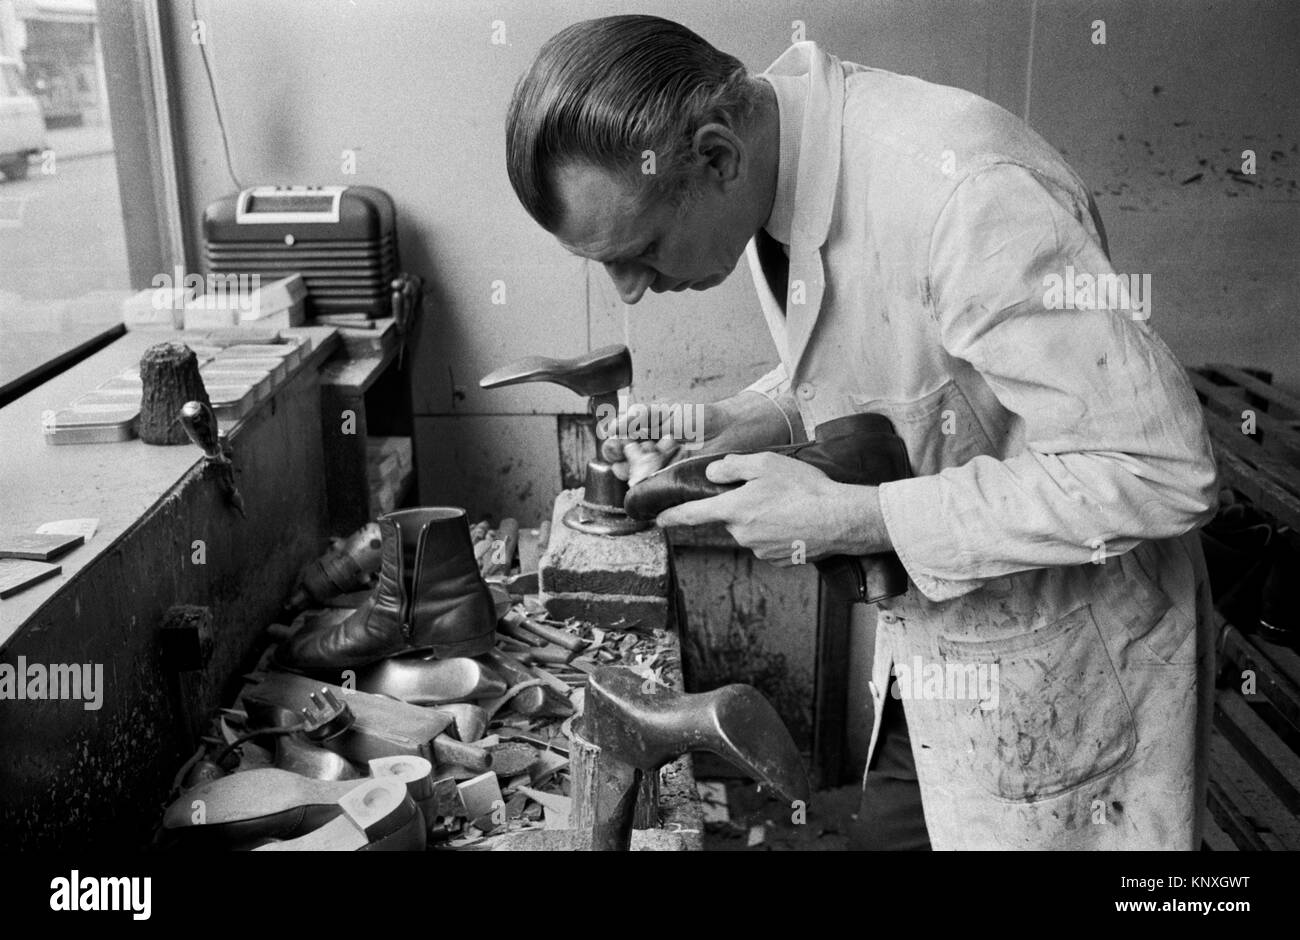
<box><xmin>96</xmin><ymin>0</ymin><xmax>188</xmax><ymax>289</ymax></box>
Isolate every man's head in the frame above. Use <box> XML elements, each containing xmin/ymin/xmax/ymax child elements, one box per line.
<box><xmin>506</xmin><ymin>15</ymin><xmax>778</xmax><ymax>304</ymax></box>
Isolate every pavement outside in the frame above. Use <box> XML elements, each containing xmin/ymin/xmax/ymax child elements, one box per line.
<box><xmin>0</xmin><ymin>121</ymin><xmax>129</xmax><ymax>311</ymax></box>
<box><xmin>43</xmin><ymin>123</ymin><xmax>115</xmax><ymax>162</ymax></box>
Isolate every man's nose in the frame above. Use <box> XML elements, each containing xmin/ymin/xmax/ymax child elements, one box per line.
<box><xmin>605</xmin><ymin>262</ymin><xmax>652</xmax><ymax>305</ymax></box>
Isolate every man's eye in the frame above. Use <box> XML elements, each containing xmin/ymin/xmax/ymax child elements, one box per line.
<box><xmin>640</xmin><ymin>242</ymin><xmax>658</xmax><ymax>259</ymax></box>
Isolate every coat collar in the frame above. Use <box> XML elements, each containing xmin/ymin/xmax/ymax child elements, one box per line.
<box><xmin>761</xmin><ymin>41</ymin><xmax>844</xmax><ymax>250</ymax></box>
<box><xmin>755</xmin><ymin>41</ymin><xmax>845</xmax><ymax>374</ymax></box>
<box><xmin>760</xmin><ymin>70</ymin><xmax>804</xmax><ymax>246</ymax></box>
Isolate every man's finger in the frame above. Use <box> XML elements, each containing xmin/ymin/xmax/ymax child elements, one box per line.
<box><xmin>655</xmin><ymin>433</ymin><xmax>680</xmax><ymax>455</ymax></box>
<box><xmin>655</xmin><ymin>492</ymin><xmax>734</xmax><ymax>528</ymax></box>
<box><xmin>705</xmin><ymin>452</ymin><xmax>784</xmax><ymax>485</ymax></box>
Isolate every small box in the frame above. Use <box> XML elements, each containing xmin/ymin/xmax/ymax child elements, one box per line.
<box><xmin>121</xmin><ymin>286</ymin><xmax>195</xmax><ymax>329</ymax></box>
<box><xmin>182</xmin><ymin>302</ymin><xmax>240</xmax><ymax>330</ymax></box>
<box><xmin>43</xmin><ymin>404</ymin><xmax>138</xmax><ymax>444</ymax></box>
<box><xmin>202</xmin><ymin>328</ymin><xmax>282</xmax><ymax>347</ymax></box>
<box><xmin>242</xmin><ymin>306</ymin><xmax>304</xmax><ymax>330</ymax></box>
<box><xmin>85</xmin><ymin>386</ymin><xmax>143</xmax><ymax>403</ymax></box>
<box><xmin>240</xmin><ymin>274</ymin><xmax>307</xmax><ymax>322</ymax></box>
<box><xmin>221</xmin><ymin>342</ymin><xmax>304</xmax><ymax>371</ymax></box>
<box><xmin>200</xmin><ymin>369</ymin><xmax>270</xmax><ymax>401</ymax></box>
<box><xmin>205</xmin><ymin>384</ymin><xmax>257</xmax><ymax>422</ymax></box>
<box><xmin>208</xmin><ymin>355</ymin><xmax>282</xmax><ymax>378</ymax></box>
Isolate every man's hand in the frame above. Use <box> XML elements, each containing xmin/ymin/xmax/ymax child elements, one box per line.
<box><xmin>598</xmin><ymin>402</ymin><xmax>726</xmax><ymax>486</ymax></box>
<box><xmin>654</xmin><ymin>452</ymin><xmax>892</xmax><ymax>565</ymax></box>
<box><xmin>598</xmin><ymin>391</ymin><xmax>803</xmax><ymax>487</ymax></box>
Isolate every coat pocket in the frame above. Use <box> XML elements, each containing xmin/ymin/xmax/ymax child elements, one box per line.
<box><xmin>936</xmin><ymin>605</ymin><xmax>1137</xmax><ymax>802</ymax></box>
<box><xmin>853</xmin><ymin>378</ymin><xmax>997</xmax><ymax>478</ymax></box>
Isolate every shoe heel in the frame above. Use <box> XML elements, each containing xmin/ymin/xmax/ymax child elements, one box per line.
<box><xmin>254</xmin><ymin>777</ymin><xmax>417</xmax><ymax>851</ymax></box>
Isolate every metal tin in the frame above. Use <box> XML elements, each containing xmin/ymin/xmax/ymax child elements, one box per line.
<box><xmin>221</xmin><ymin>342</ymin><xmax>303</xmax><ymax>371</ymax></box>
<box><xmin>43</xmin><ymin>403</ymin><xmax>138</xmax><ymax>444</ymax></box>
<box><xmin>205</xmin><ymin>384</ymin><xmax>256</xmax><ymax>421</ymax></box>
<box><xmin>205</xmin><ymin>355</ymin><xmax>285</xmax><ymax>384</ymax></box>
<box><xmin>200</xmin><ymin>368</ymin><xmax>271</xmax><ymax>402</ymax></box>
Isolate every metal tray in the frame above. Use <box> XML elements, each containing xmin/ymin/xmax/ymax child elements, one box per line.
<box><xmin>205</xmin><ymin>384</ymin><xmax>257</xmax><ymax>422</ymax></box>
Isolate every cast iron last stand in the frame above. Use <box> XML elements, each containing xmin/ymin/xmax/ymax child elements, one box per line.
<box><xmin>479</xmin><ymin>345</ymin><xmax>649</xmax><ymax>536</ymax></box>
<box><xmin>571</xmin><ymin>666</ymin><xmax>810</xmax><ymax>851</ymax></box>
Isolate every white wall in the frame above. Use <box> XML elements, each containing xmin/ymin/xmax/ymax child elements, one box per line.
<box><xmin>164</xmin><ymin>0</ymin><xmax>1298</xmax><ymax>523</ymax></box>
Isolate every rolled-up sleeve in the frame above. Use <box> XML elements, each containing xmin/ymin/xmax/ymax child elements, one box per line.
<box><xmin>877</xmin><ymin>164</ymin><xmax>1217</xmax><ymax>601</ymax></box>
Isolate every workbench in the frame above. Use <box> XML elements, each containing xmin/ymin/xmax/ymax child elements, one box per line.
<box><xmin>0</xmin><ymin>325</ymin><xmax>704</xmax><ymax>851</ymax></box>
<box><xmin>0</xmin><ymin>326</ymin><xmax>338</xmax><ymax>848</ymax></box>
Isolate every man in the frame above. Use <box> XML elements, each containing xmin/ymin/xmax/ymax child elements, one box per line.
<box><xmin>505</xmin><ymin>15</ymin><xmax>1218</xmax><ymax>849</ymax></box>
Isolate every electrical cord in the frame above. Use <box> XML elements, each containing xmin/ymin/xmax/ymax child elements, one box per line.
<box><xmin>169</xmin><ymin>743</ymin><xmax>208</xmax><ymax>796</ymax></box>
<box><xmin>211</xmin><ymin>722</ymin><xmax>305</xmax><ymax>768</ymax></box>
<box><xmin>191</xmin><ymin>0</ymin><xmax>243</xmax><ymax>192</ymax></box>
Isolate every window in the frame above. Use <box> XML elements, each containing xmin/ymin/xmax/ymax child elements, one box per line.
<box><xmin>0</xmin><ymin>0</ymin><xmax>176</xmax><ymax>406</ymax></box>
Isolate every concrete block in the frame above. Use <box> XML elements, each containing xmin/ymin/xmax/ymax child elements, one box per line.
<box><xmin>541</xmin><ymin>592</ymin><xmax>669</xmax><ymax>634</ymax></box>
<box><xmin>539</xmin><ymin>489</ymin><xmax>670</xmax><ymax>598</ymax></box>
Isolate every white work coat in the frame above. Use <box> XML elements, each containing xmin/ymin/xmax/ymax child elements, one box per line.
<box><xmin>744</xmin><ymin>43</ymin><xmax>1219</xmax><ymax>849</ymax></box>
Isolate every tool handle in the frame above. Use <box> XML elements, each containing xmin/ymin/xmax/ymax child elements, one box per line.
<box><xmin>498</xmin><ymin>612</ymin><xmax>547</xmax><ymax>647</ymax></box>
<box><xmin>179</xmin><ymin>400</ymin><xmax>223</xmax><ymax>459</ymax></box>
<box><xmin>517</xmin><ymin>618</ymin><xmax>587</xmax><ymax>652</ymax></box>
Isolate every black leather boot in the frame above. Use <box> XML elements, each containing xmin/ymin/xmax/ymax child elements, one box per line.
<box><xmin>624</xmin><ymin>413</ymin><xmax>912</xmax><ymax>603</ymax></box>
<box><xmin>276</xmin><ymin>507</ymin><xmax>497</xmax><ymax>672</ymax></box>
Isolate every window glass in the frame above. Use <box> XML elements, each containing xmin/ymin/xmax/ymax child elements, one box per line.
<box><xmin>0</xmin><ymin>4</ymin><xmax>131</xmax><ymax>399</ymax></box>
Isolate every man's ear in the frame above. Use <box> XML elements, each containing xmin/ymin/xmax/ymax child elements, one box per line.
<box><xmin>691</xmin><ymin>122</ymin><xmax>744</xmax><ymax>189</ymax></box>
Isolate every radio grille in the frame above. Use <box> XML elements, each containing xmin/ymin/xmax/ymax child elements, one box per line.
<box><xmin>202</xmin><ymin>186</ymin><xmax>399</xmax><ymax>319</ymax></box>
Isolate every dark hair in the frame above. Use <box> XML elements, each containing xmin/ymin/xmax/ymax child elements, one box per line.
<box><xmin>506</xmin><ymin>15</ymin><xmax>759</xmax><ymax>231</ymax></box>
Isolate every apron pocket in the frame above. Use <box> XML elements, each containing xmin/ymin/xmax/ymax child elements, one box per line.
<box><xmin>1114</xmin><ymin>544</ymin><xmax>1192</xmax><ymax>666</ymax></box>
<box><xmin>936</xmin><ymin>605</ymin><xmax>1137</xmax><ymax>802</ymax></box>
